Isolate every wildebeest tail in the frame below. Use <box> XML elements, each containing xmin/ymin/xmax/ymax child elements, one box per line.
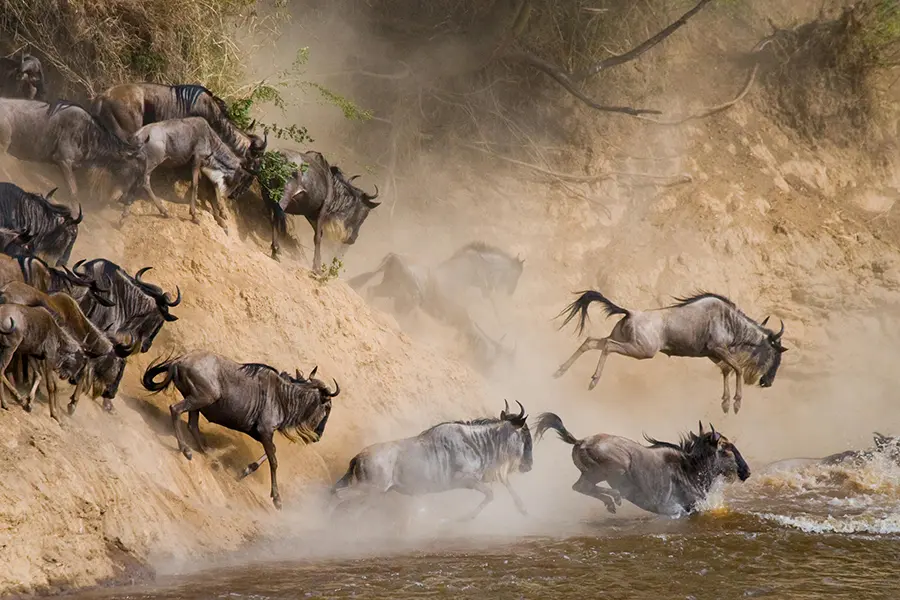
<box><xmin>141</xmin><ymin>354</ymin><xmax>178</xmax><ymax>393</ymax></box>
<box><xmin>269</xmin><ymin>199</ymin><xmax>288</xmax><ymax>236</ymax></box>
<box><xmin>534</xmin><ymin>412</ymin><xmax>580</xmax><ymax>445</ymax></box>
<box><xmin>557</xmin><ymin>290</ymin><xmax>629</xmax><ymax>335</ymax></box>
<box><xmin>331</xmin><ymin>455</ymin><xmax>362</xmax><ymax>495</ymax></box>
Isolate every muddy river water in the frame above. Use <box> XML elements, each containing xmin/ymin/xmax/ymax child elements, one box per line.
<box><xmin>69</xmin><ymin>459</ymin><xmax>900</xmax><ymax>600</ymax></box>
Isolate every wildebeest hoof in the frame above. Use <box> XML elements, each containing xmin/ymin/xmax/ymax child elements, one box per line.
<box><xmin>588</xmin><ymin>377</ymin><xmax>600</xmax><ymax>391</ymax></box>
<box><xmin>733</xmin><ymin>400</ymin><xmax>742</xmax><ymax>414</ymax></box>
<box><xmin>552</xmin><ymin>368</ymin><xmax>564</xmax><ymax>379</ymax></box>
<box><xmin>67</xmin><ymin>402</ymin><xmax>77</xmax><ymax>416</ymax></box>
<box><xmin>22</xmin><ymin>402</ymin><xmax>32</xmax><ymax>413</ymax></box>
<box><xmin>182</xmin><ymin>447</ymin><xmax>193</xmax><ymax>461</ymax></box>
<box><xmin>604</xmin><ymin>502</ymin><xmax>617</xmax><ymax>514</ymax></box>
<box><xmin>720</xmin><ymin>400</ymin><xmax>730</xmax><ymax>414</ymax></box>
<box><xmin>272</xmin><ymin>496</ymin><xmax>283</xmax><ymax>510</ymax></box>
<box><xmin>102</xmin><ymin>400</ymin><xmax>115</xmax><ymax>413</ymax></box>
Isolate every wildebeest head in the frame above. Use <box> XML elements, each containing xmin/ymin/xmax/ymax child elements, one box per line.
<box><xmin>283</xmin><ymin>365</ymin><xmax>339</xmax><ymax>443</ymax></box>
<box><xmin>692</xmin><ymin>421</ymin><xmax>750</xmax><ymax>482</ymax></box>
<box><xmin>872</xmin><ymin>432</ymin><xmax>900</xmax><ymax>463</ymax></box>
<box><xmin>325</xmin><ymin>167</ymin><xmax>381</xmax><ymax>245</ymax></box>
<box><xmin>500</xmin><ymin>399</ymin><xmax>533</xmax><ymax>473</ymax></box>
<box><xmin>39</xmin><ymin>187</ymin><xmax>82</xmax><ymax>267</ymax></box>
<box><xmin>1</xmin><ymin>53</ymin><xmax>44</xmax><ymax>100</ymax></box>
<box><xmin>755</xmin><ymin>316</ymin><xmax>788</xmax><ymax>388</ymax></box>
<box><xmin>92</xmin><ymin>333</ymin><xmax>140</xmax><ymax>400</ymax></box>
<box><xmin>134</xmin><ymin>266</ymin><xmax>181</xmax><ymax>321</ymax></box>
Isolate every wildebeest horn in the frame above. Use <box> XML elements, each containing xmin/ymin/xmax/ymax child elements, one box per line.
<box><xmin>72</xmin><ymin>259</ymin><xmax>88</xmax><ymax>278</ymax></box>
<box><xmin>249</xmin><ymin>119</ymin><xmax>256</xmax><ymax>130</ymax></box>
<box><xmin>135</xmin><ymin>266</ymin><xmax>153</xmax><ymax>285</ymax></box>
<box><xmin>349</xmin><ymin>174</ymin><xmax>361</xmax><ymax>182</ymax></box>
<box><xmin>45</xmin><ymin>187</ymin><xmax>58</xmax><ymax>200</ymax></box>
<box><xmin>164</xmin><ymin>285</ymin><xmax>181</xmax><ymax>307</ymax></box>
<box><xmin>761</xmin><ymin>316</ymin><xmax>770</xmax><ymax>327</ymax></box>
<box><xmin>326</xmin><ymin>378</ymin><xmax>340</xmax><ymax>398</ymax></box>
<box><xmin>0</xmin><ymin>316</ymin><xmax>14</xmax><ymax>335</ymax></box>
<box><xmin>260</xmin><ymin>132</ymin><xmax>268</xmax><ymax>151</ymax></box>
<box><xmin>502</xmin><ymin>399</ymin><xmax>510</xmax><ymax>417</ymax></box>
<box><xmin>698</xmin><ymin>421</ymin><xmax>705</xmax><ymax>435</ymax></box>
<box><xmin>709</xmin><ymin>423</ymin><xmax>716</xmax><ymax>436</ymax></box>
<box><xmin>114</xmin><ymin>334</ymin><xmax>140</xmax><ymax>357</ymax></box>
<box><xmin>309</xmin><ymin>365</ymin><xmax>318</xmax><ymax>379</ymax></box>
<box><xmin>774</xmin><ymin>319</ymin><xmax>784</xmax><ymax>340</ymax></box>
<box><xmin>72</xmin><ymin>204</ymin><xmax>83</xmax><ymax>225</ymax></box>
<box><xmin>514</xmin><ymin>400</ymin><xmax>525</xmax><ymax>421</ymax></box>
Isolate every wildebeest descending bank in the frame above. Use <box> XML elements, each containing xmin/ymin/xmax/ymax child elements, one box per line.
<box><xmin>535</xmin><ymin>414</ymin><xmax>750</xmax><ymax>516</ymax></box>
<box><xmin>0</xmin><ymin>99</ymin><xmax>142</xmax><ymax>201</ymax></box>
<box><xmin>264</xmin><ymin>150</ymin><xmax>380</xmax><ymax>271</ymax></box>
<box><xmin>90</xmin><ymin>83</ymin><xmax>266</xmax><ymax>168</ymax></box>
<box><xmin>332</xmin><ymin>401</ymin><xmax>533</xmax><ymax>520</ymax></box>
<box><xmin>554</xmin><ymin>291</ymin><xmax>788</xmax><ymax>414</ymax></box>
<box><xmin>0</xmin><ymin>53</ymin><xmax>45</xmax><ymax>100</ymax></box>
<box><xmin>142</xmin><ymin>352</ymin><xmax>339</xmax><ymax>509</ymax></box>
<box><xmin>0</xmin><ymin>182</ymin><xmax>81</xmax><ymax>266</ymax></box>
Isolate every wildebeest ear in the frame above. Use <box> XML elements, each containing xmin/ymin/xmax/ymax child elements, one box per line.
<box><xmin>874</xmin><ymin>432</ymin><xmax>889</xmax><ymax>447</ymax></box>
<box><xmin>295</xmin><ymin>369</ymin><xmax>304</xmax><ymax>381</ymax></box>
<box><xmin>761</xmin><ymin>316</ymin><xmax>770</xmax><ymax>327</ymax></box>
<box><xmin>309</xmin><ymin>365</ymin><xmax>318</xmax><ymax>379</ymax></box>
<box><xmin>779</xmin><ymin>346</ymin><xmax>788</xmax><ymax>353</ymax></box>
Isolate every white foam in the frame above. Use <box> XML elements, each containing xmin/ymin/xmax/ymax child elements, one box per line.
<box><xmin>755</xmin><ymin>511</ymin><xmax>900</xmax><ymax>535</ymax></box>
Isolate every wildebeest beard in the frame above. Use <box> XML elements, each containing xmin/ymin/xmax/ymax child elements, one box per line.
<box><xmin>276</xmin><ymin>383</ymin><xmax>332</xmax><ymax>444</ymax></box>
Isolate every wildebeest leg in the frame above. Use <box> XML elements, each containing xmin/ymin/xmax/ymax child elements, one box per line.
<box><xmin>312</xmin><ymin>220</ymin><xmax>324</xmax><ymax>272</ymax></box>
<box><xmin>502</xmin><ymin>479</ymin><xmax>528</xmax><ymax>516</ymax></box>
<box><xmin>238</xmin><ymin>452</ymin><xmax>268</xmax><ymax>480</ymax></box>
<box><xmin>141</xmin><ymin>173</ymin><xmax>170</xmax><ymax>218</ymax></box>
<box><xmin>270</xmin><ymin>217</ymin><xmax>281</xmax><ymax>260</ymax></box>
<box><xmin>572</xmin><ymin>473</ymin><xmax>621</xmax><ymax>513</ymax></box>
<box><xmin>711</xmin><ymin>350</ymin><xmax>743</xmax><ymax>414</ymax></box>
<box><xmin>68</xmin><ymin>367</ymin><xmax>88</xmax><ymax>415</ymax></box>
<box><xmin>710</xmin><ymin>358</ymin><xmax>732</xmax><ymax>412</ymax></box>
<box><xmin>260</xmin><ymin>433</ymin><xmax>282</xmax><ymax>509</ymax></box>
<box><xmin>210</xmin><ymin>185</ymin><xmax>229</xmax><ymax>234</ymax></box>
<box><xmin>169</xmin><ymin>396</ymin><xmax>202</xmax><ymax>460</ymax></box>
<box><xmin>0</xmin><ymin>348</ymin><xmax>25</xmax><ymax>409</ymax></box>
<box><xmin>42</xmin><ymin>361</ymin><xmax>60</xmax><ymax>423</ymax></box>
<box><xmin>458</xmin><ymin>479</ymin><xmax>494</xmax><ymax>521</ymax></box>
<box><xmin>189</xmin><ymin>159</ymin><xmax>201</xmax><ymax>224</ymax></box>
<box><xmin>553</xmin><ymin>337</ymin><xmax>606</xmax><ymax>379</ymax></box>
<box><xmin>187</xmin><ymin>410</ymin><xmax>207</xmax><ymax>454</ymax></box>
<box><xmin>587</xmin><ymin>338</ymin><xmax>655</xmax><ymax>391</ymax></box>
<box><xmin>57</xmin><ymin>160</ymin><xmax>79</xmax><ymax>201</ymax></box>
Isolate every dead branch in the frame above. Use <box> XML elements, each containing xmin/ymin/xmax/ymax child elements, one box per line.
<box><xmin>573</xmin><ymin>0</ymin><xmax>716</xmax><ymax>81</ymax></box>
<box><xmin>460</xmin><ymin>143</ymin><xmax>692</xmax><ymax>185</ymax></box>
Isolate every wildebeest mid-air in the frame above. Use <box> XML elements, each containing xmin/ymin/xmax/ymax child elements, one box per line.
<box><xmin>332</xmin><ymin>400</ymin><xmax>533</xmax><ymax>520</ymax></box>
<box><xmin>535</xmin><ymin>413</ymin><xmax>750</xmax><ymax>516</ymax></box>
<box><xmin>263</xmin><ymin>150</ymin><xmax>380</xmax><ymax>271</ymax></box>
<box><xmin>554</xmin><ymin>291</ymin><xmax>788</xmax><ymax>414</ymax></box>
<box><xmin>142</xmin><ymin>351</ymin><xmax>339</xmax><ymax>509</ymax></box>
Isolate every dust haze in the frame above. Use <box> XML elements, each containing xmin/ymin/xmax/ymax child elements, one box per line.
<box><xmin>2</xmin><ymin>0</ymin><xmax>900</xmax><ymax>590</ymax></box>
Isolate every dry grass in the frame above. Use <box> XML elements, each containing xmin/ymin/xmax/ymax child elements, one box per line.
<box><xmin>0</xmin><ymin>0</ymin><xmax>265</xmax><ymax>99</ymax></box>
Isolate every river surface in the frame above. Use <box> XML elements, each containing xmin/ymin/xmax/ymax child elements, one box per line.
<box><xmin>69</xmin><ymin>456</ymin><xmax>900</xmax><ymax>600</ymax></box>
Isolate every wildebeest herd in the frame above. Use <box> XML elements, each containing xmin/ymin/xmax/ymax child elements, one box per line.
<box><xmin>0</xmin><ymin>49</ymin><xmax>893</xmax><ymax>522</ymax></box>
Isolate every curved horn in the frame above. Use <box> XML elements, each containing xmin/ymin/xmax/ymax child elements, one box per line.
<box><xmin>309</xmin><ymin>365</ymin><xmax>318</xmax><ymax>379</ymax></box>
<box><xmin>326</xmin><ymin>378</ymin><xmax>340</xmax><ymax>398</ymax></box>
<box><xmin>761</xmin><ymin>316</ymin><xmax>770</xmax><ymax>327</ymax></box>
<box><xmin>72</xmin><ymin>203</ymin><xmax>83</xmax><ymax>225</ymax></box>
<box><xmin>775</xmin><ymin>319</ymin><xmax>785</xmax><ymax>340</ymax></box>
<box><xmin>504</xmin><ymin>399</ymin><xmax>510</xmax><ymax>413</ymax></box>
<box><xmin>0</xmin><ymin>316</ymin><xmax>14</xmax><ymax>335</ymax></box>
<box><xmin>366</xmin><ymin>184</ymin><xmax>380</xmax><ymax>200</ymax></box>
<box><xmin>709</xmin><ymin>423</ymin><xmax>716</xmax><ymax>435</ymax></box>
<box><xmin>515</xmin><ymin>400</ymin><xmax>525</xmax><ymax>420</ymax></box>
<box><xmin>698</xmin><ymin>421</ymin><xmax>705</xmax><ymax>435</ymax></box>
<box><xmin>72</xmin><ymin>259</ymin><xmax>88</xmax><ymax>278</ymax></box>
<box><xmin>349</xmin><ymin>174</ymin><xmax>361</xmax><ymax>182</ymax></box>
<box><xmin>45</xmin><ymin>187</ymin><xmax>58</xmax><ymax>200</ymax></box>
<box><xmin>164</xmin><ymin>285</ymin><xmax>181</xmax><ymax>307</ymax></box>
<box><xmin>134</xmin><ymin>266</ymin><xmax>153</xmax><ymax>286</ymax></box>
<box><xmin>114</xmin><ymin>334</ymin><xmax>140</xmax><ymax>357</ymax></box>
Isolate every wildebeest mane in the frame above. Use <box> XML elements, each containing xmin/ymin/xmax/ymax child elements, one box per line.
<box><xmin>239</xmin><ymin>362</ymin><xmax>280</xmax><ymax>377</ymax></box>
<box><xmin>643</xmin><ymin>432</ymin><xmax>697</xmax><ymax>453</ymax></box>
<box><xmin>670</xmin><ymin>291</ymin><xmax>737</xmax><ymax>309</ymax></box>
<box><xmin>450</xmin><ymin>241</ymin><xmax>518</xmax><ymax>262</ymax></box>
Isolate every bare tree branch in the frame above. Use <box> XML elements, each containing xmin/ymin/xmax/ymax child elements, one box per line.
<box><xmin>573</xmin><ymin>0</ymin><xmax>716</xmax><ymax>81</ymax></box>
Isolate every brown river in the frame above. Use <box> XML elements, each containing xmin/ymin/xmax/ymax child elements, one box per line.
<box><xmin>67</xmin><ymin>454</ymin><xmax>900</xmax><ymax>600</ymax></box>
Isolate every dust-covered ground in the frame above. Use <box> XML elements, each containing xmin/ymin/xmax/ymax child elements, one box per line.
<box><xmin>3</xmin><ymin>0</ymin><xmax>900</xmax><ymax>596</ymax></box>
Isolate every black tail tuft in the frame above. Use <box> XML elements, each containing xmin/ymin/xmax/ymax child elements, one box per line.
<box><xmin>556</xmin><ymin>290</ymin><xmax>629</xmax><ymax>336</ymax></box>
<box><xmin>269</xmin><ymin>199</ymin><xmax>288</xmax><ymax>236</ymax></box>
<box><xmin>331</xmin><ymin>456</ymin><xmax>359</xmax><ymax>495</ymax></box>
<box><xmin>534</xmin><ymin>412</ymin><xmax>580</xmax><ymax>445</ymax></box>
<box><xmin>142</xmin><ymin>354</ymin><xmax>177</xmax><ymax>393</ymax></box>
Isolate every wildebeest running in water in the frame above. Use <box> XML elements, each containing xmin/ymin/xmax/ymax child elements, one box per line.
<box><xmin>332</xmin><ymin>400</ymin><xmax>533</xmax><ymax>520</ymax></box>
<box><xmin>142</xmin><ymin>351</ymin><xmax>339</xmax><ymax>509</ymax></box>
<box><xmin>535</xmin><ymin>414</ymin><xmax>750</xmax><ymax>516</ymax></box>
<box><xmin>554</xmin><ymin>291</ymin><xmax>787</xmax><ymax>413</ymax></box>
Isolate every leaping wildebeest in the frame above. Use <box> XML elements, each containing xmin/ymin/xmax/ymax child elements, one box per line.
<box><xmin>0</xmin><ymin>182</ymin><xmax>82</xmax><ymax>266</ymax></box>
<box><xmin>263</xmin><ymin>150</ymin><xmax>380</xmax><ymax>271</ymax></box>
<box><xmin>90</xmin><ymin>83</ymin><xmax>266</xmax><ymax>168</ymax></box>
<box><xmin>121</xmin><ymin>117</ymin><xmax>254</xmax><ymax>229</ymax></box>
<box><xmin>0</xmin><ymin>53</ymin><xmax>45</xmax><ymax>100</ymax></box>
<box><xmin>553</xmin><ymin>291</ymin><xmax>788</xmax><ymax>414</ymax></box>
<box><xmin>535</xmin><ymin>414</ymin><xmax>750</xmax><ymax>516</ymax></box>
<box><xmin>0</xmin><ymin>99</ymin><xmax>142</xmax><ymax>201</ymax></box>
<box><xmin>331</xmin><ymin>400</ymin><xmax>533</xmax><ymax>520</ymax></box>
<box><xmin>142</xmin><ymin>352</ymin><xmax>339</xmax><ymax>509</ymax></box>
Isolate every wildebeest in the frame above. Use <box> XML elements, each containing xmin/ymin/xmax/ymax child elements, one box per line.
<box><xmin>763</xmin><ymin>432</ymin><xmax>900</xmax><ymax>472</ymax></box>
<box><xmin>0</xmin><ymin>53</ymin><xmax>44</xmax><ymax>100</ymax></box>
<box><xmin>332</xmin><ymin>400</ymin><xmax>533</xmax><ymax>520</ymax></box>
<box><xmin>535</xmin><ymin>414</ymin><xmax>750</xmax><ymax>516</ymax></box>
<box><xmin>0</xmin><ymin>99</ymin><xmax>142</xmax><ymax>200</ymax></box>
<box><xmin>0</xmin><ymin>282</ymin><xmax>137</xmax><ymax>413</ymax></box>
<box><xmin>264</xmin><ymin>150</ymin><xmax>380</xmax><ymax>271</ymax></box>
<box><xmin>349</xmin><ymin>242</ymin><xmax>524</xmax><ymax>318</ymax></box>
<box><xmin>90</xmin><ymin>83</ymin><xmax>266</xmax><ymax>165</ymax></box>
<box><xmin>0</xmin><ymin>304</ymin><xmax>87</xmax><ymax>419</ymax></box>
<box><xmin>554</xmin><ymin>291</ymin><xmax>788</xmax><ymax>414</ymax></box>
<box><xmin>71</xmin><ymin>259</ymin><xmax>179</xmax><ymax>353</ymax></box>
<box><xmin>141</xmin><ymin>351</ymin><xmax>339</xmax><ymax>509</ymax></box>
<box><xmin>0</xmin><ymin>182</ymin><xmax>81</xmax><ymax>266</ymax></box>
<box><xmin>0</xmin><ymin>228</ymin><xmax>34</xmax><ymax>256</ymax></box>
<box><xmin>0</xmin><ymin>254</ymin><xmax>114</xmax><ymax>308</ymax></box>
<box><xmin>121</xmin><ymin>117</ymin><xmax>254</xmax><ymax>229</ymax></box>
